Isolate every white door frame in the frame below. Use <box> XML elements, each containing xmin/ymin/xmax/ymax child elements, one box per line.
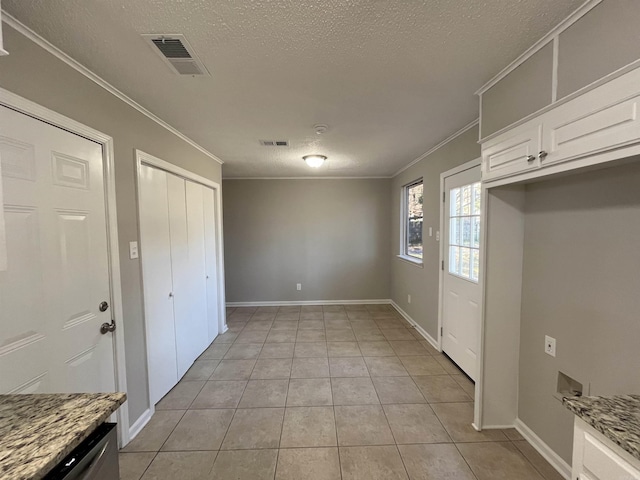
<box><xmin>134</xmin><ymin>149</ymin><xmax>227</xmax><ymax>415</ymax></box>
<box><xmin>0</xmin><ymin>88</ymin><xmax>130</xmax><ymax>443</ymax></box>
<box><xmin>437</xmin><ymin>157</ymin><xmax>482</xmax><ymax>351</ymax></box>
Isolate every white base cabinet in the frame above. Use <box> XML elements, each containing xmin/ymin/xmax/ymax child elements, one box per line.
<box><xmin>572</xmin><ymin>418</ymin><xmax>640</xmax><ymax>480</ymax></box>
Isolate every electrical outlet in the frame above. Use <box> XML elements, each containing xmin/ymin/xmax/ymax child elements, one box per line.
<box><xmin>296</xmin><ymin>283</ymin><xmax>302</xmax><ymax>291</ymax></box>
<box><xmin>435</xmin><ymin>231</ymin><xmax>440</xmax><ymax>241</ymax></box>
<box><xmin>129</xmin><ymin>241</ymin><xmax>139</xmax><ymax>259</ymax></box>
<box><xmin>407</xmin><ymin>294</ymin><xmax>411</xmax><ymax>304</ymax></box>
<box><xmin>545</xmin><ymin>335</ymin><xmax>556</xmax><ymax>357</ymax></box>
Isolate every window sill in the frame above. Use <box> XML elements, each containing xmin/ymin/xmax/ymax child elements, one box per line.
<box><xmin>396</xmin><ymin>255</ymin><xmax>424</xmax><ymax>268</ymax></box>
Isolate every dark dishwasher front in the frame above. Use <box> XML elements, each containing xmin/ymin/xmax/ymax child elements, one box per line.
<box><xmin>44</xmin><ymin>422</ymin><xmax>119</xmax><ymax>480</ymax></box>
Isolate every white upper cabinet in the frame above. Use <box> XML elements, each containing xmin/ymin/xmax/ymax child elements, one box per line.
<box><xmin>481</xmin><ymin>66</ymin><xmax>640</xmax><ymax>185</ymax></box>
<box><xmin>481</xmin><ymin>123</ymin><xmax>542</xmax><ymax>181</ymax></box>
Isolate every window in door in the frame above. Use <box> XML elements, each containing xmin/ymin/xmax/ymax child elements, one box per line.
<box><xmin>402</xmin><ymin>179</ymin><xmax>424</xmax><ymax>261</ymax></box>
<box><xmin>449</xmin><ymin>182</ymin><xmax>481</xmax><ymax>282</ymax></box>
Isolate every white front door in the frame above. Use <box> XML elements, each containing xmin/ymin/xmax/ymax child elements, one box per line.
<box><xmin>442</xmin><ymin>165</ymin><xmax>481</xmax><ymax>381</ymax></box>
<box><xmin>0</xmin><ymin>105</ymin><xmax>116</xmax><ymax>394</ymax></box>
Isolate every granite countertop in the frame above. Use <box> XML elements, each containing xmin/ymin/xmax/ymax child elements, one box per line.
<box><xmin>563</xmin><ymin>394</ymin><xmax>640</xmax><ymax>462</ymax></box>
<box><xmin>0</xmin><ymin>392</ymin><xmax>126</xmax><ymax>480</ymax></box>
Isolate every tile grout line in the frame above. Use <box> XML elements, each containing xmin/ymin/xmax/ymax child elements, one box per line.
<box><xmin>272</xmin><ymin>379</ymin><xmax>289</xmax><ymax>480</ymax></box>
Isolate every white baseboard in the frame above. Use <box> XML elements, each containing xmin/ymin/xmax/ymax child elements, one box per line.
<box><xmin>227</xmin><ymin>299</ymin><xmax>392</xmax><ymax>307</ymax></box>
<box><xmin>127</xmin><ymin>407</ymin><xmax>155</xmax><ymax>445</ymax></box>
<box><xmin>514</xmin><ymin>418</ymin><xmax>571</xmax><ymax>479</ymax></box>
<box><xmin>390</xmin><ymin>301</ymin><xmax>441</xmax><ymax>352</ymax></box>
<box><xmin>480</xmin><ymin>424</ymin><xmax>519</xmax><ymax>430</ymax></box>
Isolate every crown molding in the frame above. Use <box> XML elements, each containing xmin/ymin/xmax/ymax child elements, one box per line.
<box><xmin>475</xmin><ymin>0</ymin><xmax>602</xmax><ymax>96</ymax></box>
<box><xmin>222</xmin><ymin>175</ymin><xmax>391</xmax><ymax>180</ymax></box>
<box><xmin>392</xmin><ymin>118</ymin><xmax>479</xmax><ymax>178</ymax></box>
<box><xmin>1</xmin><ymin>11</ymin><xmax>224</xmax><ymax>165</ymax></box>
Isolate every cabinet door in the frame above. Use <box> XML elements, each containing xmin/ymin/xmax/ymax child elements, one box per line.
<box><xmin>138</xmin><ymin>165</ymin><xmax>178</xmax><ymax>404</ymax></box>
<box><xmin>167</xmin><ymin>174</ymin><xmax>192</xmax><ymax>378</ymax></box>
<box><xmin>482</xmin><ymin>124</ymin><xmax>542</xmax><ymax>182</ymax></box>
<box><xmin>543</xmin><ymin>94</ymin><xmax>640</xmax><ymax>167</ymax></box>
<box><xmin>185</xmin><ymin>181</ymin><xmax>209</xmax><ymax>358</ymax></box>
<box><xmin>202</xmin><ymin>186</ymin><xmax>219</xmax><ymax>343</ymax></box>
<box><xmin>573</xmin><ymin>420</ymin><xmax>640</xmax><ymax>480</ymax></box>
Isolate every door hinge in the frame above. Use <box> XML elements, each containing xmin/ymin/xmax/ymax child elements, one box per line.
<box><xmin>441</xmin><ymin>260</ymin><xmax>444</xmax><ymax>271</ymax></box>
<box><xmin>440</xmin><ymin>326</ymin><xmax>443</xmax><ymax>336</ymax></box>
<box><xmin>443</xmin><ymin>191</ymin><xmax>445</xmax><ymax>203</ymax></box>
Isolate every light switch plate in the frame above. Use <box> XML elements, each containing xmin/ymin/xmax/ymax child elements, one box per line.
<box><xmin>129</xmin><ymin>241</ymin><xmax>139</xmax><ymax>259</ymax></box>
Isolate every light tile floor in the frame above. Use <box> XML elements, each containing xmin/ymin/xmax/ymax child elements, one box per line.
<box><xmin>120</xmin><ymin>304</ymin><xmax>563</xmax><ymax>480</ymax></box>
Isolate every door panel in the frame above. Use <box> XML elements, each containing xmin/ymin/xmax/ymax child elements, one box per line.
<box><xmin>202</xmin><ymin>186</ymin><xmax>219</xmax><ymax>343</ymax></box>
<box><xmin>0</xmin><ymin>105</ymin><xmax>115</xmax><ymax>395</ymax></box>
<box><xmin>185</xmin><ymin>180</ymin><xmax>209</xmax><ymax>364</ymax></box>
<box><xmin>482</xmin><ymin>124</ymin><xmax>542</xmax><ymax>181</ymax></box>
<box><xmin>167</xmin><ymin>174</ymin><xmax>193</xmax><ymax>378</ymax></box>
<box><xmin>138</xmin><ymin>165</ymin><xmax>178</xmax><ymax>404</ymax></box>
<box><xmin>442</xmin><ymin>165</ymin><xmax>481</xmax><ymax>381</ymax></box>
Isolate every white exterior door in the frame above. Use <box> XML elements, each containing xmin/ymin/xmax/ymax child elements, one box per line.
<box><xmin>0</xmin><ymin>105</ymin><xmax>116</xmax><ymax>394</ymax></box>
<box><xmin>442</xmin><ymin>165</ymin><xmax>481</xmax><ymax>381</ymax></box>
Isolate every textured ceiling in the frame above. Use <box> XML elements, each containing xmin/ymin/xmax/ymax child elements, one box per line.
<box><xmin>3</xmin><ymin>0</ymin><xmax>583</xmax><ymax>177</ymax></box>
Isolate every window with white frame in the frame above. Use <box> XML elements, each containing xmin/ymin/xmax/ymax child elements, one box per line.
<box><xmin>448</xmin><ymin>181</ymin><xmax>481</xmax><ymax>282</ymax></box>
<box><xmin>402</xmin><ymin>179</ymin><xmax>423</xmax><ymax>261</ymax></box>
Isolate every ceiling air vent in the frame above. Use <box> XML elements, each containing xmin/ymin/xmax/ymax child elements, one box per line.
<box><xmin>142</xmin><ymin>34</ymin><xmax>209</xmax><ymax>76</ymax></box>
<box><xmin>260</xmin><ymin>140</ymin><xmax>289</xmax><ymax>147</ymax></box>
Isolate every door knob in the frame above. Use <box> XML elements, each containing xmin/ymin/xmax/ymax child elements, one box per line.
<box><xmin>99</xmin><ymin>301</ymin><xmax>109</xmax><ymax>312</ymax></box>
<box><xmin>100</xmin><ymin>320</ymin><xmax>116</xmax><ymax>334</ymax></box>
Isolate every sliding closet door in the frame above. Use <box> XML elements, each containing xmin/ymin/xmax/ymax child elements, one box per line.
<box><xmin>138</xmin><ymin>165</ymin><xmax>178</xmax><ymax>405</ymax></box>
<box><xmin>203</xmin><ymin>186</ymin><xmax>219</xmax><ymax>342</ymax></box>
<box><xmin>166</xmin><ymin>174</ymin><xmax>193</xmax><ymax>378</ymax></box>
<box><xmin>185</xmin><ymin>181</ymin><xmax>209</xmax><ymax>362</ymax></box>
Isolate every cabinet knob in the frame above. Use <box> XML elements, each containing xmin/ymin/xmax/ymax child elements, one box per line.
<box><xmin>526</xmin><ymin>155</ymin><xmax>536</xmax><ymax>162</ymax></box>
<box><xmin>169</xmin><ymin>292</ymin><xmax>174</xmax><ymax>298</ymax></box>
<box><xmin>538</xmin><ymin>150</ymin><xmax>548</xmax><ymax>160</ymax></box>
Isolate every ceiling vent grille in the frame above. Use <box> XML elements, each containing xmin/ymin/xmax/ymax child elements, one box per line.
<box><xmin>259</xmin><ymin>140</ymin><xmax>289</xmax><ymax>147</ymax></box>
<box><xmin>142</xmin><ymin>34</ymin><xmax>209</xmax><ymax>76</ymax></box>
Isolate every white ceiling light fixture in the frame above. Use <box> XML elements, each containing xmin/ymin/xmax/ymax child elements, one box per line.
<box><xmin>303</xmin><ymin>155</ymin><xmax>327</xmax><ymax>168</ymax></box>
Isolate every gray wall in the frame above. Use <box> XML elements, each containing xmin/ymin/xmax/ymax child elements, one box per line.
<box><xmin>390</xmin><ymin>126</ymin><xmax>480</xmax><ymax>338</ymax></box>
<box><xmin>0</xmin><ymin>25</ymin><xmax>223</xmax><ymax>427</ymax></box>
<box><xmin>480</xmin><ymin>0</ymin><xmax>640</xmax><ymax>138</ymax></box>
<box><xmin>519</xmin><ymin>160</ymin><xmax>640</xmax><ymax>462</ymax></box>
<box><xmin>558</xmin><ymin>0</ymin><xmax>640</xmax><ymax>99</ymax></box>
<box><xmin>223</xmin><ymin>179</ymin><xmax>390</xmax><ymax>302</ymax></box>
<box><xmin>481</xmin><ymin>43</ymin><xmax>553</xmax><ymax>138</ymax></box>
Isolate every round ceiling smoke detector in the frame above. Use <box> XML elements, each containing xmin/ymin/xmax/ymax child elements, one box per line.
<box><xmin>313</xmin><ymin>124</ymin><xmax>329</xmax><ymax>135</ymax></box>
